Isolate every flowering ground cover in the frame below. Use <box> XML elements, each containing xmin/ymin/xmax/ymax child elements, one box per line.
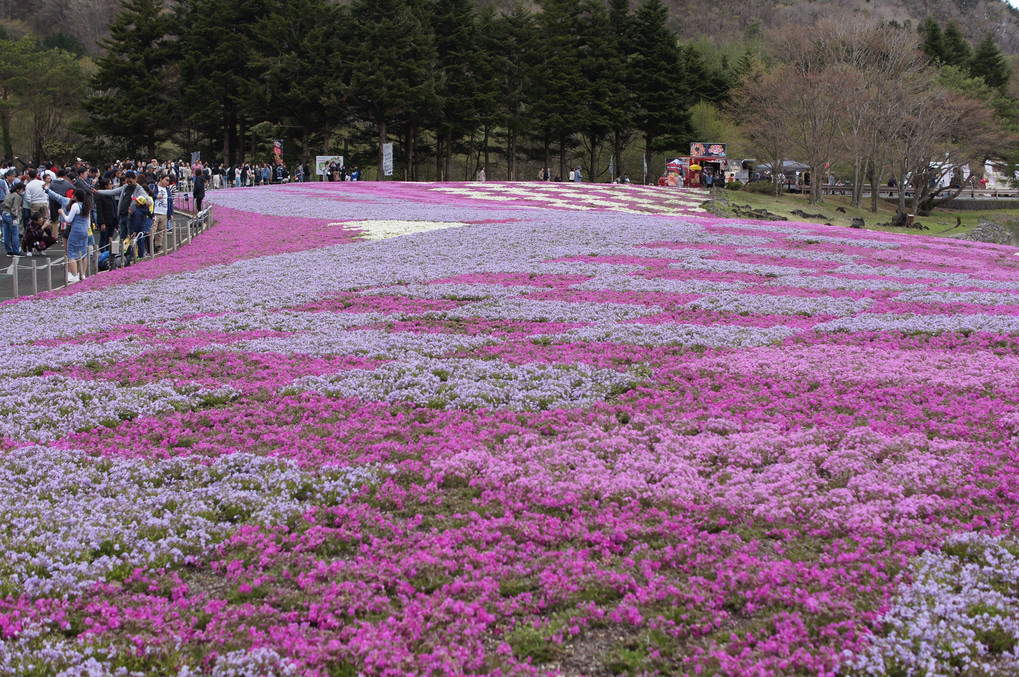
<box><xmin>2</xmin><ymin>181</ymin><xmax>1019</xmax><ymax>675</ymax></box>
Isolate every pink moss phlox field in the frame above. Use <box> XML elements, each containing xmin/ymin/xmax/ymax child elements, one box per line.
<box><xmin>3</xmin><ymin>181</ymin><xmax>1019</xmax><ymax>675</ymax></box>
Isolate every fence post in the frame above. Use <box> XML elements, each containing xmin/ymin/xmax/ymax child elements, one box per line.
<box><xmin>45</xmin><ymin>258</ymin><xmax>52</xmax><ymax>291</ymax></box>
<box><xmin>11</xmin><ymin>260</ymin><xmax>18</xmax><ymax>298</ymax></box>
<box><xmin>31</xmin><ymin>258</ymin><xmax>38</xmax><ymax>295</ymax></box>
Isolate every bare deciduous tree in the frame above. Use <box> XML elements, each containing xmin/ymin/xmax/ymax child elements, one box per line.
<box><xmin>731</xmin><ymin>63</ymin><xmax>791</xmax><ymax>197</ymax></box>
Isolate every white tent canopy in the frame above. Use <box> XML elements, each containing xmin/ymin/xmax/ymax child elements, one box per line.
<box><xmin>756</xmin><ymin>161</ymin><xmax>810</xmax><ymax>173</ymax></box>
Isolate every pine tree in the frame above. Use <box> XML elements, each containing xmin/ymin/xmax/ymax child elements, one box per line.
<box><xmin>969</xmin><ymin>33</ymin><xmax>1011</xmax><ymax>92</ymax></box>
<box><xmin>431</xmin><ymin>0</ymin><xmax>480</xmax><ymax>179</ymax></box>
<box><xmin>918</xmin><ymin>16</ymin><xmax>946</xmax><ymax>64</ymax></box>
<box><xmin>344</xmin><ymin>0</ymin><xmax>438</xmax><ymax>179</ymax></box>
<box><xmin>249</xmin><ymin>0</ymin><xmax>337</xmax><ymax>167</ymax></box>
<box><xmin>607</xmin><ymin>0</ymin><xmax>634</xmax><ymax>179</ymax></box>
<box><xmin>942</xmin><ymin>21</ymin><xmax>972</xmax><ymax>68</ymax></box>
<box><xmin>484</xmin><ymin>5</ymin><xmax>536</xmax><ymax>180</ymax></box>
<box><xmin>86</xmin><ymin>0</ymin><xmax>174</xmax><ymax>157</ymax></box>
<box><xmin>174</xmin><ymin>0</ymin><xmax>271</xmax><ymax>164</ymax></box>
<box><xmin>575</xmin><ymin>0</ymin><xmax>621</xmax><ymax>181</ymax></box>
<box><xmin>531</xmin><ymin>0</ymin><xmax>588</xmax><ymax>180</ymax></box>
<box><xmin>627</xmin><ymin>0</ymin><xmax>691</xmax><ymax>172</ymax></box>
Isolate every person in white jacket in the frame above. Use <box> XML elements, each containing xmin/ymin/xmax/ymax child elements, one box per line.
<box><xmin>24</xmin><ymin>168</ymin><xmax>49</xmax><ymax>225</ymax></box>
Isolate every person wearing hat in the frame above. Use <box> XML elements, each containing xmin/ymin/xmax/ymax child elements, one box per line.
<box><xmin>94</xmin><ymin>170</ymin><xmax>148</xmax><ymax>246</ymax></box>
<box><xmin>129</xmin><ymin>194</ymin><xmax>153</xmax><ymax>259</ymax></box>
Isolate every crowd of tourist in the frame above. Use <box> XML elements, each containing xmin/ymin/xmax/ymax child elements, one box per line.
<box><xmin>0</xmin><ymin>157</ymin><xmax>196</xmax><ymax>283</ymax></box>
<box><xmin>0</xmin><ymin>157</ymin><xmax>308</xmax><ymax>285</ymax></box>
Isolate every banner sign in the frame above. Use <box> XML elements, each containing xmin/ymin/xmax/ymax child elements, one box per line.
<box><xmin>315</xmin><ymin>156</ymin><xmax>344</xmax><ymax>176</ymax></box>
<box><xmin>273</xmin><ymin>140</ymin><xmax>283</xmax><ymax>164</ymax></box>
<box><xmin>382</xmin><ymin>143</ymin><xmax>394</xmax><ymax>176</ymax></box>
<box><xmin>690</xmin><ymin>142</ymin><xmax>726</xmax><ymax>158</ymax></box>
<box><xmin>190</xmin><ymin>151</ymin><xmax>200</xmax><ymax>167</ymax></box>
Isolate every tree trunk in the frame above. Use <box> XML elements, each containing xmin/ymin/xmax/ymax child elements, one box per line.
<box><xmin>559</xmin><ymin>133</ymin><xmax>567</xmax><ymax>183</ymax></box>
<box><xmin>869</xmin><ymin>165</ymin><xmax>880</xmax><ymax>214</ymax></box>
<box><xmin>542</xmin><ymin>132</ymin><xmax>550</xmax><ymax>177</ymax></box>
<box><xmin>588</xmin><ymin>134</ymin><xmax>597</xmax><ymax>184</ymax></box>
<box><xmin>482</xmin><ymin>124</ymin><xmax>489</xmax><ymax>179</ymax></box>
<box><xmin>436</xmin><ymin>134</ymin><xmax>443</xmax><ymax>181</ymax></box>
<box><xmin>543</xmin><ymin>132</ymin><xmax>551</xmax><ymax>175</ymax></box>
<box><xmin>32</xmin><ymin>112</ymin><xmax>42</xmax><ymax>163</ymax></box>
<box><xmin>444</xmin><ymin>130</ymin><xmax>453</xmax><ymax>182</ymax></box>
<box><xmin>378</xmin><ymin>118</ymin><xmax>387</xmax><ymax>181</ymax></box>
<box><xmin>851</xmin><ymin>156</ymin><xmax>862</xmax><ymax>208</ymax></box>
<box><xmin>1</xmin><ymin>106</ymin><xmax>12</xmax><ymax>161</ymax></box>
<box><xmin>407</xmin><ymin>122</ymin><xmax>416</xmax><ymax>181</ymax></box>
<box><xmin>301</xmin><ymin>126</ymin><xmax>309</xmax><ymax>168</ymax></box>
<box><xmin>508</xmin><ymin>129</ymin><xmax>515</xmax><ymax>181</ymax></box>
<box><xmin>222</xmin><ymin>119</ymin><xmax>230</xmax><ymax>167</ymax></box>
<box><xmin>644</xmin><ymin>133</ymin><xmax>653</xmax><ymax>185</ymax></box>
<box><xmin>465</xmin><ymin>131</ymin><xmax>475</xmax><ymax>181</ymax></box>
<box><xmin>613</xmin><ymin>128</ymin><xmax>622</xmax><ymax>182</ymax></box>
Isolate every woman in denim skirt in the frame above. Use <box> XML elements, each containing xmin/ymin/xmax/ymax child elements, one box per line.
<box><xmin>47</xmin><ymin>186</ymin><xmax>92</xmax><ymax>284</ymax></box>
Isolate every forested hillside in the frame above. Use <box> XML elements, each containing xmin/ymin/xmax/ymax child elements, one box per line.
<box><xmin>6</xmin><ymin>0</ymin><xmax>1019</xmax><ymax>56</ymax></box>
<box><xmin>661</xmin><ymin>0</ymin><xmax>1019</xmax><ymax>53</ymax></box>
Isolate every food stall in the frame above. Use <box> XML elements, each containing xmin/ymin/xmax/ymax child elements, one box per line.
<box><xmin>667</xmin><ymin>143</ymin><xmax>728</xmax><ymax>187</ymax></box>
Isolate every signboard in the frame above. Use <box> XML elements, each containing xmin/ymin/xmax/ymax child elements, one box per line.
<box><xmin>690</xmin><ymin>142</ymin><xmax>726</xmax><ymax>158</ymax></box>
<box><xmin>664</xmin><ymin>158</ymin><xmax>686</xmax><ymax>187</ymax></box>
<box><xmin>273</xmin><ymin>140</ymin><xmax>283</xmax><ymax>164</ymax></box>
<box><xmin>315</xmin><ymin>156</ymin><xmax>344</xmax><ymax>176</ymax></box>
<box><xmin>382</xmin><ymin>143</ymin><xmax>394</xmax><ymax>176</ymax></box>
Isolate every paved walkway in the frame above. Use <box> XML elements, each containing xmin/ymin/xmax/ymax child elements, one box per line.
<box><xmin>1</xmin><ymin>213</ymin><xmax>194</xmax><ymax>303</ymax></box>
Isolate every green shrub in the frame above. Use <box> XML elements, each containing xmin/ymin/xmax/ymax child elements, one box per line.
<box><xmin>725</xmin><ymin>179</ymin><xmax>743</xmax><ymax>191</ymax></box>
<box><xmin>742</xmin><ymin>180</ymin><xmax>777</xmax><ymax>194</ymax></box>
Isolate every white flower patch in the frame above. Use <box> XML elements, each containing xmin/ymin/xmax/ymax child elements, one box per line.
<box><xmin>781</xmin><ymin>275</ymin><xmax>922</xmax><ymax>292</ymax></box>
<box><xmin>565</xmin><ymin>322</ymin><xmax>797</xmax><ymax>347</ymax></box>
<box><xmin>294</xmin><ymin>357</ymin><xmax>642</xmax><ymax>411</ymax></box>
<box><xmin>163</xmin><ymin>310</ymin><xmax>386</xmax><ymax>334</ymax></box>
<box><xmin>595</xmin><ymin>244</ymin><xmax>712</xmax><ymax>261</ymax></box>
<box><xmin>741</xmin><ymin>247</ymin><xmax>857</xmax><ymax>264</ymax></box>
<box><xmin>234</xmin><ymin>329</ymin><xmax>498</xmax><ymax>359</ymax></box>
<box><xmin>0</xmin><ymin>447</ymin><xmax>385</xmax><ymax>597</ymax></box>
<box><xmin>536</xmin><ymin>262</ymin><xmax>646</xmax><ymax>276</ymax></box>
<box><xmin>835</xmin><ymin>264</ymin><xmax>966</xmax><ymax>281</ymax></box>
<box><xmin>686</xmin><ymin>234</ymin><xmax>776</xmax><ymax>247</ymax></box>
<box><xmin>363</xmin><ymin>283</ymin><xmax>522</xmax><ymax>299</ymax></box>
<box><xmin>845</xmin><ymin>533</ymin><xmax>1019</xmax><ymax>676</ymax></box>
<box><xmin>671</xmin><ymin>259</ymin><xmax>807</xmax><ymax>277</ymax></box>
<box><xmin>937</xmin><ymin>279</ymin><xmax>1019</xmax><ymax>292</ymax></box>
<box><xmin>814</xmin><ymin>313</ymin><xmax>1019</xmax><ymax>335</ymax></box>
<box><xmin>0</xmin><ymin>376</ymin><xmax>237</xmax><ymax>443</ymax></box>
<box><xmin>688</xmin><ymin>292</ymin><xmax>874</xmax><ymax>317</ymax></box>
<box><xmin>0</xmin><ymin>339</ymin><xmax>150</xmax><ymax>379</ymax></box>
<box><xmin>894</xmin><ymin>290</ymin><xmax>1019</xmax><ymax>307</ymax></box>
<box><xmin>430</xmin><ymin>297</ymin><xmax>660</xmax><ymax>323</ymax></box>
<box><xmin>575</xmin><ymin>275</ymin><xmax>747</xmax><ymax>294</ymax></box>
<box><xmin>341</xmin><ymin>219</ymin><xmax>470</xmax><ymax>240</ymax></box>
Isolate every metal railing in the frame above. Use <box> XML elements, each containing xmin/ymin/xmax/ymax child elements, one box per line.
<box><xmin>1</xmin><ymin>206</ymin><xmax>213</xmax><ymax>300</ymax></box>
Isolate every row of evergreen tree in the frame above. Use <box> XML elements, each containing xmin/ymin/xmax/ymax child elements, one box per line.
<box><xmin>917</xmin><ymin>16</ymin><xmax>1012</xmax><ymax>92</ymax></box>
<box><xmin>87</xmin><ymin>0</ymin><xmax>733</xmax><ymax>181</ymax></box>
